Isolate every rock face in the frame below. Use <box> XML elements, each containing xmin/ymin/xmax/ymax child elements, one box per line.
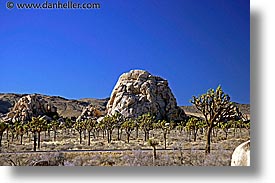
<box><xmin>231</xmin><ymin>140</ymin><xmax>250</xmax><ymax>166</ymax></box>
<box><xmin>106</xmin><ymin>70</ymin><xmax>186</xmax><ymax>121</ymax></box>
<box><xmin>5</xmin><ymin>94</ymin><xmax>58</xmax><ymax>123</ymax></box>
<box><xmin>76</xmin><ymin>105</ymin><xmax>105</xmax><ymax>122</ymax></box>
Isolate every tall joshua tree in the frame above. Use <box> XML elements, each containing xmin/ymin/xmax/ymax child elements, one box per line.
<box><xmin>191</xmin><ymin>85</ymin><xmax>240</xmax><ymax>154</ymax></box>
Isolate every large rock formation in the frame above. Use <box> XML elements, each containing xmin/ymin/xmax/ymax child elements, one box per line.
<box><xmin>76</xmin><ymin>104</ymin><xmax>105</xmax><ymax>122</ymax></box>
<box><xmin>5</xmin><ymin>94</ymin><xmax>58</xmax><ymax>123</ymax></box>
<box><xmin>106</xmin><ymin>70</ymin><xmax>186</xmax><ymax>121</ymax></box>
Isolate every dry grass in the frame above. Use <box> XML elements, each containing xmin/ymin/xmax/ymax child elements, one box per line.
<box><xmin>0</xmin><ymin>128</ymin><xmax>250</xmax><ymax>166</ymax></box>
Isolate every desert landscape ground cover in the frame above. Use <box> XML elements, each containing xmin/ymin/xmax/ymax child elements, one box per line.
<box><xmin>0</xmin><ymin>121</ymin><xmax>249</xmax><ymax>166</ymax></box>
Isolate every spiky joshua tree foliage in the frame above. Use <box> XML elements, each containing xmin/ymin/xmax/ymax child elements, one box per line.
<box><xmin>190</xmin><ymin>85</ymin><xmax>240</xmax><ymax>154</ymax></box>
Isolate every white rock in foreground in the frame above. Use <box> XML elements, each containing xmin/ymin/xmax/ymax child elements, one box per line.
<box><xmin>231</xmin><ymin>140</ymin><xmax>250</xmax><ymax>166</ymax></box>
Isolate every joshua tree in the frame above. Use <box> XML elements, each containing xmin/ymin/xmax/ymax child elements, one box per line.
<box><xmin>29</xmin><ymin>117</ymin><xmax>38</xmax><ymax>151</ymax></box>
<box><xmin>112</xmin><ymin>112</ymin><xmax>123</xmax><ymax>140</ymax></box>
<box><xmin>185</xmin><ymin>117</ymin><xmax>205</xmax><ymax>142</ymax></box>
<box><xmin>134</xmin><ymin>118</ymin><xmax>140</xmax><ymax>139</ymax></box>
<box><xmin>139</xmin><ymin>113</ymin><xmax>155</xmax><ymax>141</ymax></box>
<box><xmin>236</xmin><ymin>119</ymin><xmax>244</xmax><ymax>137</ymax></box>
<box><xmin>154</xmin><ymin>120</ymin><xmax>174</xmax><ymax>149</ymax></box>
<box><xmin>121</xmin><ymin>118</ymin><xmax>135</xmax><ymax>143</ymax></box>
<box><xmin>51</xmin><ymin>120</ymin><xmax>59</xmax><ymax>141</ymax></box>
<box><xmin>73</xmin><ymin>121</ymin><xmax>85</xmax><ymax>144</ymax></box>
<box><xmin>8</xmin><ymin>123</ymin><xmax>16</xmax><ymax>142</ymax></box>
<box><xmin>147</xmin><ymin>138</ymin><xmax>159</xmax><ymax>165</ymax></box>
<box><xmin>190</xmin><ymin>85</ymin><xmax>240</xmax><ymax>154</ymax></box>
<box><xmin>176</xmin><ymin>121</ymin><xmax>185</xmax><ymax>135</ymax></box>
<box><xmin>103</xmin><ymin>115</ymin><xmax>116</xmax><ymax>143</ymax></box>
<box><xmin>65</xmin><ymin>118</ymin><xmax>73</xmax><ymax>133</ymax></box>
<box><xmin>244</xmin><ymin>121</ymin><xmax>250</xmax><ymax>136</ymax></box>
<box><xmin>96</xmin><ymin>120</ymin><xmax>106</xmax><ymax>139</ymax></box>
<box><xmin>219</xmin><ymin>120</ymin><xmax>233</xmax><ymax>140</ymax></box>
<box><xmin>0</xmin><ymin>121</ymin><xmax>8</xmax><ymax>148</ymax></box>
<box><xmin>84</xmin><ymin>119</ymin><xmax>97</xmax><ymax>146</ymax></box>
<box><xmin>36</xmin><ymin>117</ymin><xmax>47</xmax><ymax>149</ymax></box>
<box><xmin>14</xmin><ymin>122</ymin><xmax>25</xmax><ymax>145</ymax></box>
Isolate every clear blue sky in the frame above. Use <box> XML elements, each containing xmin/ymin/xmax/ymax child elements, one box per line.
<box><xmin>0</xmin><ymin>0</ymin><xmax>250</xmax><ymax>106</ymax></box>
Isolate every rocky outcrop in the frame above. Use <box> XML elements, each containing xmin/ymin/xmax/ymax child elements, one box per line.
<box><xmin>106</xmin><ymin>70</ymin><xmax>186</xmax><ymax>121</ymax></box>
<box><xmin>0</xmin><ymin>93</ymin><xmax>109</xmax><ymax>119</ymax></box>
<box><xmin>76</xmin><ymin>105</ymin><xmax>105</xmax><ymax>122</ymax></box>
<box><xmin>231</xmin><ymin>140</ymin><xmax>250</xmax><ymax>166</ymax></box>
<box><xmin>5</xmin><ymin>94</ymin><xmax>58</xmax><ymax>123</ymax></box>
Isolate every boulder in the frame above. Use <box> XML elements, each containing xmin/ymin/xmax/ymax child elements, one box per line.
<box><xmin>76</xmin><ymin>105</ymin><xmax>105</xmax><ymax>122</ymax></box>
<box><xmin>4</xmin><ymin>94</ymin><xmax>58</xmax><ymax>123</ymax></box>
<box><xmin>106</xmin><ymin>70</ymin><xmax>186</xmax><ymax>121</ymax></box>
<box><xmin>231</xmin><ymin>140</ymin><xmax>250</xmax><ymax>166</ymax></box>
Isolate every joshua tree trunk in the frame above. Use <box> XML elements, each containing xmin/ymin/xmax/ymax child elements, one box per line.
<box><xmin>152</xmin><ymin>146</ymin><xmax>157</xmax><ymax>166</ymax></box>
<box><xmin>109</xmin><ymin>130</ymin><xmax>112</xmax><ymax>143</ymax></box>
<box><xmin>107</xmin><ymin>131</ymin><xmax>110</xmax><ymax>143</ymax></box>
<box><xmin>20</xmin><ymin>134</ymin><xmax>23</xmax><ymax>145</ymax></box>
<box><xmin>164</xmin><ymin>132</ymin><xmax>167</xmax><ymax>149</ymax></box>
<box><xmin>117</xmin><ymin>127</ymin><xmax>120</xmax><ymax>140</ymax></box>
<box><xmin>120</xmin><ymin>129</ymin><xmax>123</xmax><ymax>140</ymax></box>
<box><xmin>194</xmin><ymin>129</ymin><xmax>198</xmax><ymax>142</ymax></box>
<box><xmin>205</xmin><ymin>126</ymin><xmax>213</xmax><ymax>154</ymax></box>
<box><xmin>38</xmin><ymin>132</ymin><xmax>41</xmax><ymax>149</ymax></box>
<box><xmin>54</xmin><ymin>130</ymin><xmax>57</xmax><ymax>141</ymax></box>
<box><xmin>88</xmin><ymin>131</ymin><xmax>91</xmax><ymax>146</ymax></box>
<box><xmin>83</xmin><ymin>130</ymin><xmax>86</xmax><ymax>140</ymax></box>
<box><xmin>33</xmin><ymin>133</ymin><xmax>37</xmax><ymax>152</ymax></box>
<box><xmin>79</xmin><ymin>131</ymin><xmax>82</xmax><ymax>144</ymax></box>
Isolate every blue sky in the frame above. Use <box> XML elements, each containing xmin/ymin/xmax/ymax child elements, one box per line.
<box><xmin>0</xmin><ymin>0</ymin><xmax>250</xmax><ymax>106</ymax></box>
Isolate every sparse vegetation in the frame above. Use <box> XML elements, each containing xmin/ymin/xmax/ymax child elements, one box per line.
<box><xmin>0</xmin><ymin>86</ymin><xmax>250</xmax><ymax>166</ymax></box>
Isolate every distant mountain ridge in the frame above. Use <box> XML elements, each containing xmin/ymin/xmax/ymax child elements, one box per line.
<box><xmin>0</xmin><ymin>93</ymin><xmax>250</xmax><ymax>119</ymax></box>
